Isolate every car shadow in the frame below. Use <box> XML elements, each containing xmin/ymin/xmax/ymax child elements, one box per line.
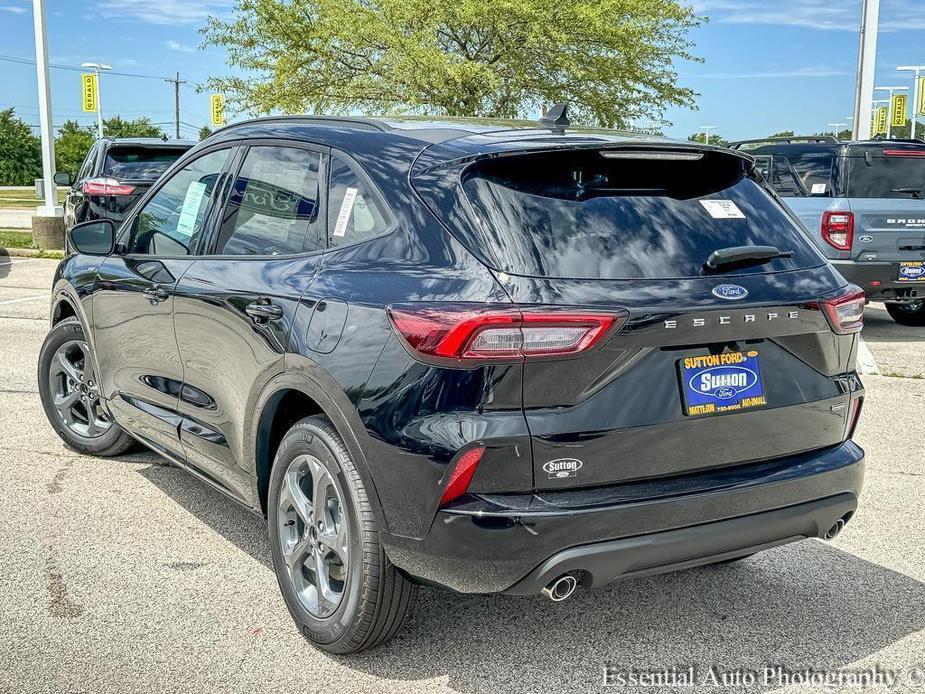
<box><xmin>0</xmin><ymin>249</ymin><xmax>12</xmax><ymax>280</ymax></box>
<box><xmin>137</xmin><ymin>461</ymin><xmax>925</xmax><ymax>693</ymax></box>
<box><xmin>863</xmin><ymin>304</ymin><xmax>925</xmax><ymax>345</ymax></box>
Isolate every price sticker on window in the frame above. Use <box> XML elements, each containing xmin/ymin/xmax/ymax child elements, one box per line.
<box><xmin>333</xmin><ymin>187</ymin><xmax>359</xmax><ymax>237</ymax></box>
<box><xmin>699</xmin><ymin>199</ymin><xmax>745</xmax><ymax>219</ymax></box>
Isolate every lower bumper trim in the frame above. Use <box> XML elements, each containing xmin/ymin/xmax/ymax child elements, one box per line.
<box><xmin>503</xmin><ymin>493</ymin><xmax>857</xmax><ymax>595</ymax></box>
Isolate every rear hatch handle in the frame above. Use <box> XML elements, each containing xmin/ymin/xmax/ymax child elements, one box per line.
<box><xmin>703</xmin><ymin>245</ymin><xmax>793</xmax><ymax>273</ymax></box>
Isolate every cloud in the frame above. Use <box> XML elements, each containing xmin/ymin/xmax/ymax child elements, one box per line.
<box><xmin>691</xmin><ymin>65</ymin><xmax>853</xmax><ymax>80</ymax></box>
<box><xmin>692</xmin><ymin>0</ymin><xmax>925</xmax><ymax>32</ymax></box>
<box><xmin>0</xmin><ymin>6</ymin><xmax>28</xmax><ymax>14</ymax></box>
<box><xmin>95</xmin><ymin>0</ymin><xmax>232</xmax><ymax>25</ymax></box>
<box><xmin>166</xmin><ymin>40</ymin><xmax>196</xmax><ymax>53</ymax></box>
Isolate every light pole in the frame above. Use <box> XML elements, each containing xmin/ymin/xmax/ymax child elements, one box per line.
<box><xmin>81</xmin><ymin>61</ymin><xmax>111</xmax><ymax>138</ymax></box>
<box><xmin>852</xmin><ymin>0</ymin><xmax>880</xmax><ymax>140</ymax></box>
<box><xmin>897</xmin><ymin>65</ymin><xmax>925</xmax><ymax>139</ymax></box>
<box><xmin>699</xmin><ymin>125</ymin><xmax>716</xmax><ymax>145</ymax></box>
<box><xmin>874</xmin><ymin>86</ymin><xmax>908</xmax><ymax>138</ymax></box>
<box><xmin>828</xmin><ymin>122</ymin><xmax>847</xmax><ymax>137</ymax></box>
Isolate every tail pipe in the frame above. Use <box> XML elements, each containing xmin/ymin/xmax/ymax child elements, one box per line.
<box><xmin>541</xmin><ymin>573</ymin><xmax>579</xmax><ymax>602</ymax></box>
<box><xmin>824</xmin><ymin>518</ymin><xmax>846</xmax><ymax>541</ymax></box>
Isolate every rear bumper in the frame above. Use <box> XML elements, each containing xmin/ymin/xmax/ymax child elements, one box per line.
<box><xmin>383</xmin><ymin>441</ymin><xmax>864</xmax><ymax>594</ymax></box>
<box><xmin>831</xmin><ymin>260</ymin><xmax>925</xmax><ymax>301</ymax></box>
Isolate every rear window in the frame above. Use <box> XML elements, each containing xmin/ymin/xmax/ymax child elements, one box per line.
<box><xmin>103</xmin><ymin>146</ymin><xmax>187</xmax><ymax>180</ymax></box>
<box><xmin>747</xmin><ymin>147</ymin><xmax>837</xmax><ymax>197</ymax></box>
<box><xmin>845</xmin><ymin>150</ymin><xmax>925</xmax><ymax>198</ymax></box>
<box><xmin>459</xmin><ymin>150</ymin><xmax>823</xmax><ymax>280</ymax></box>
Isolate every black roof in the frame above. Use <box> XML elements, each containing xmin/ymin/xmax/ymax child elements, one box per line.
<box><xmin>99</xmin><ymin>137</ymin><xmax>197</xmax><ymax>147</ymax></box>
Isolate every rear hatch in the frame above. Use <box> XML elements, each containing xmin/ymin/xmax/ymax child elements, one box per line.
<box><xmin>418</xmin><ymin>144</ymin><xmax>860</xmax><ymax>490</ymax></box>
<box><xmin>844</xmin><ymin>145</ymin><xmax>925</xmax><ymax>279</ymax></box>
<box><xmin>91</xmin><ymin>144</ymin><xmax>191</xmax><ymax>220</ymax></box>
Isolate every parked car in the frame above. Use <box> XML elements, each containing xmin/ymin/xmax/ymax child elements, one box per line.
<box><xmin>39</xmin><ymin>111</ymin><xmax>865</xmax><ymax>654</ymax></box>
<box><xmin>731</xmin><ymin>136</ymin><xmax>925</xmax><ymax>325</ymax></box>
<box><xmin>59</xmin><ymin>137</ymin><xmax>195</xmax><ymax>231</ymax></box>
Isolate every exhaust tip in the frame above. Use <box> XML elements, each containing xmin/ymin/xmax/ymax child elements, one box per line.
<box><xmin>824</xmin><ymin>518</ymin><xmax>846</xmax><ymax>540</ymax></box>
<box><xmin>541</xmin><ymin>574</ymin><xmax>578</xmax><ymax>602</ymax></box>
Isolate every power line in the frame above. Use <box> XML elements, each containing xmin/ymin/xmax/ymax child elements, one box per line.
<box><xmin>0</xmin><ymin>53</ymin><xmax>199</xmax><ymax>87</ymax></box>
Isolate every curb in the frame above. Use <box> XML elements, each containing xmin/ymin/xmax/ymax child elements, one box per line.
<box><xmin>0</xmin><ymin>247</ymin><xmax>64</xmax><ymax>259</ymax></box>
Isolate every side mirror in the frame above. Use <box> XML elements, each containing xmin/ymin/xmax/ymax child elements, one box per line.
<box><xmin>68</xmin><ymin>219</ymin><xmax>116</xmax><ymax>256</ymax></box>
<box><xmin>53</xmin><ymin>172</ymin><xmax>72</xmax><ymax>187</ymax></box>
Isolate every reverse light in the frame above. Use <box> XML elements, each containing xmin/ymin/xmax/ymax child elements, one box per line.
<box><xmin>82</xmin><ymin>177</ymin><xmax>136</xmax><ymax>196</ymax></box>
<box><xmin>439</xmin><ymin>446</ymin><xmax>485</xmax><ymax>506</ymax></box>
<box><xmin>821</xmin><ymin>211</ymin><xmax>854</xmax><ymax>251</ymax></box>
<box><xmin>820</xmin><ymin>285</ymin><xmax>865</xmax><ymax>334</ymax></box>
<box><xmin>388</xmin><ymin>305</ymin><xmax>624</xmax><ymax>362</ymax></box>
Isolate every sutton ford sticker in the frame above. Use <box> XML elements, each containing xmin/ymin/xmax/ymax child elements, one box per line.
<box><xmin>542</xmin><ymin>458</ymin><xmax>583</xmax><ymax>480</ymax></box>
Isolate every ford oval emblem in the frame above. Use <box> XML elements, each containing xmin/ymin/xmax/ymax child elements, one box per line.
<box><xmin>859</xmin><ymin>235</ymin><xmax>873</xmax><ymax>243</ymax></box>
<box><xmin>689</xmin><ymin>365</ymin><xmax>759</xmax><ymax>399</ymax></box>
<box><xmin>712</xmin><ymin>284</ymin><xmax>748</xmax><ymax>301</ymax></box>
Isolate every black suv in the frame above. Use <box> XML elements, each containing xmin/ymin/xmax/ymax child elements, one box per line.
<box><xmin>59</xmin><ymin>137</ymin><xmax>195</xmax><ymax>231</ymax></box>
<box><xmin>40</xmin><ymin>113</ymin><xmax>866</xmax><ymax>653</ymax></box>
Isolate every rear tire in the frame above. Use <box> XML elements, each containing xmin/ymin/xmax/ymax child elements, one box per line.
<box><xmin>37</xmin><ymin>318</ymin><xmax>135</xmax><ymax>456</ymax></box>
<box><xmin>886</xmin><ymin>300</ymin><xmax>925</xmax><ymax>326</ymax></box>
<box><xmin>268</xmin><ymin>415</ymin><xmax>417</xmax><ymax>653</ymax></box>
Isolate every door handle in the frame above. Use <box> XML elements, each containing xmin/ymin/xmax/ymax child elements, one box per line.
<box><xmin>246</xmin><ymin>300</ymin><xmax>283</xmax><ymax>322</ymax></box>
<box><xmin>142</xmin><ymin>286</ymin><xmax>170</xmax><ymax>304</ymax></box>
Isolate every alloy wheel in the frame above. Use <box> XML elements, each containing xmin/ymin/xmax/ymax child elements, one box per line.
<box><xmin>48</xmin><ymin>339</ymin><xmax>111</xmax><ymax>438</ymax></box>
<box><xmin>277</xmin><ymin>454</ymin><xmax>350</xmax><ymax>618</ymax></box>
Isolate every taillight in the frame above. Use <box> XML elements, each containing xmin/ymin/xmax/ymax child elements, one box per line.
<box><xmin>439</xmin><ymin>446</ymin><xmax>485</xmax><ymax>506</ymax></box>
<box><xmin>847</xmin><ymin>396</ymin><xmax>864</xmax><ymax>438</ymax></box>
<box><xmin>821</xmin><ymin>211</ymin><xmax>854</xmax><ymax>251</ymax></box>
<box><xmin>820</xmin><ymin>284</ymin><xmax>865</xmax><ymax>334</ymax></box>
<box><xmin>388</xmin><ymin>304</ymin><xmax>625</xmax><ymax>362</ymax></box>
<box><xmin>883</xmin><ymin>149</ymin><xmax>925</xmax><ymax>157</ymax></box>
<box><xmin>82</xmin><ymin>177</ymin><xmax>136</xmax><ymax>196</ymax></box>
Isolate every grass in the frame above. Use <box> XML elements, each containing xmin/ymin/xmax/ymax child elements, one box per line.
<box><xmin>0</xmin><ymin>229</ymin><xmax>33</xmax><ymax>248</ymax></box>
<box><xmin>0</xmin><ymin>187</ymin><xmax>68</xmax><ymax>208</ymax></box>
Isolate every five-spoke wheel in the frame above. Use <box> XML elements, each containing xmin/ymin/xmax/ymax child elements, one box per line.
<box><xmin>48</xmin><ymin>339</ymin><xmax>111</xmax><ymax>438</ymax></box>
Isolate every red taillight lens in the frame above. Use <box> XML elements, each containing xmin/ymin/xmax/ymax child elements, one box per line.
<box><xmin>883</xmin><ymin>149</ymin><xmax>925</xmax><ymax>157</ymax></box>
<box><xmin>847</xmin><ymin>396</ymin><xmax>864</xmax><ymax>438</ymax></box>
<box><xmin>82</xmin><ymin>177</ymin><xmax>136</xmax><ymax>196</ymax></box>
<box><xmin>388</xmin><ymin>305</ymin><xmax>624</xmax><ymax>362</ymax></box>
<box><xmin>821</xmin><ymin>211</ymin><xmax>854</xmax><ymax>251</ymax></box>
<box><xmin>439</xmin><ymin>446</ymin><xmax>485</xmax><ymax>506</ymax></box>
<box><xmin>820</xmin><ymin>284</ymin><xmax>865</xmax><ymax>334</ymax></box>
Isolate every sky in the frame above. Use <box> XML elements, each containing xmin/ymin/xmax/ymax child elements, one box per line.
<box><xmin>1</xmin><ymin>0</ymin><xmax>925</xmax><ymax>141</ymax></box>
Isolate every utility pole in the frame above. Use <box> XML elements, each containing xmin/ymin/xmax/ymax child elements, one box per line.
<box><xmin>852</xmin><ymin>0</ymin><xmax>880</xmax><ymax>140</ymax></box>
<box><xmin>165</xmin><ymin>72</ymin><xmax>187</xmax><ymax>139</ymax></box>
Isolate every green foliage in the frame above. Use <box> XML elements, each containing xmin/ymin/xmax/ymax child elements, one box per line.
<box><xmin>199</xmin><ymin>125</ymin><xmax>213</xmax><ymax>140</ymax></box>
<box><xmin>687</xmin><ymin>132</ymin><xmax>728</xmax><ymax>147</ymax></box>
<box><xmin>0</xmin><ymin>109</ymin><xmax>42</xmax><ymax>186</ymax></box>
<box><xmin>102</xmin><ymin>116</ymin><xmax>165</xmax><ymax>139</ymax></box>
<box><xmin>55</xmin><ymin>121</ymin><xmax>96</xmax><ymax>179</ymax></box>
<box><xmin>202</xmin><ymin>0</ymin><xmax>702</xmax><ymax>128</ymax></box>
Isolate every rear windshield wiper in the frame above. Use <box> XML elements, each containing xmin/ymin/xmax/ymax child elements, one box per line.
<box><xmin>891</xmin><ymin>187</ymin><xmax>922</xmax><ymax>198</ymax></box>
<box><xmin>704</xmin><ymin>245</ymin><xmax>793</xmax><ymax>273</ymax></box>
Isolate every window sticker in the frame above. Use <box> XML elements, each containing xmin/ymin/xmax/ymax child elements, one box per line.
<box><xmin>333</xmin><ymin>187</ymin><xmax>359</xmax><ymax>237</ymax></box>
<box><xmin>699</xmin><ymin>199</ymin><xmax>745</xmax><ymax>219</ymax></box>
<box><xmin>811</xmin><ymin>183</ymin><xmax>827</xmax><ymax>194</ymax></box>
<box><xmin>176</xmin><ymin>181</ymin><xmax>207</xmax><ymax>237</ymax></box>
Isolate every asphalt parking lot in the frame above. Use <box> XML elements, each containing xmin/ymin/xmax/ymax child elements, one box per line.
<box><xmin>1</xmin><ymin>256</ymin><xmax>923</xmax><ymax>694</ymax></box>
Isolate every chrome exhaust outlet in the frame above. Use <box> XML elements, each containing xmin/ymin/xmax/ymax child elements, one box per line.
<box><xmin>541</xmin><ymin>574</ymin><xmax>578</xmax><ymax>602</ymax></box>
<box><xmin>824</xmin><ymin>518</ymin><xmax>845</xmax><ymax>540</ymax></box>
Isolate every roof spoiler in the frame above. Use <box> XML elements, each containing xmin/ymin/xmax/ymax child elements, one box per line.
<box><xmin>729</xmin><ymin>136</ymin><xmax>839</xmax><ymax>150</ymax></box>
<box><xmin>538</xmin><ymin>103</ymin><xmax>570</xmax><ymax>131</ymax></box>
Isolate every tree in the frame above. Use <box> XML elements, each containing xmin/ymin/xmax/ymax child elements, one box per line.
<box><xmin>199</xmin><ymin>125</ymin><xmax>213</xmax><ymax>140</ymax></box>
<box><xmin>202</xmin><ymin>0</ymin><xmax>702</xmax><ymax>128</ymax></box>
<box><xmin>102</xmin><ymin>116</ymin><xmax>165</xmax><ymax>139</ymax></box>
<box><xmin>0</xmin><ymin>109</ymin><xmax>42</xmax><ymax>186</ymax></box>
<box><xmin>688</xmin><ymin>132</ymin><xmax>728</xmax><ymax>147</ymax></box>
<box><xmin>55</xmin><ymin>120</ymin><xmax>96</xmax><ymax>179</ymax></box>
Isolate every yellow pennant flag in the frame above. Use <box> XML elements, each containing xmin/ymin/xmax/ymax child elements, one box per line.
<box><xmin>210</xmin><ymin>94</ymin><xmax>225</xmax><ymax>126</ymax></box>
<box><xmin>875</xmin><ymin>106</ymin><xmax>888</xmax><ymax>135</ymax></box>
<box><xmin>81</xmin><ymin>73</ymin><xmax>98</xmax><ymax>113</ymax></box>
<box><xmin>892</xmin><ymin>93</ymin><xmax>908</xmax><ymax>128</ymax></box>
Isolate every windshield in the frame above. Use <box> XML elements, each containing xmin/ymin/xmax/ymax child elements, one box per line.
<box><xmin>103</xmin><ymin>146</ymin><xmax>188</xmax><ymax>180</ymax></box>
<box><xmin>846</xmin><ymin>152</ymin><xmax>925</xmax><ymax>198</ymax></box>
<box><xmin>459</xmin><ymin>149</ymin><xmax>823</xmax><ymax>280</ymax></box>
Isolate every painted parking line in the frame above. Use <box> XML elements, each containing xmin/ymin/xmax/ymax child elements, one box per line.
<box><xmin>0</xmin><ymin>295</ymin><xmax>45</xmax><ymax>306</ymax></box>
<box><xmin>857</xmin><ymin>336</ymin><xmax>880</xmax><ymax>375</ymax></box>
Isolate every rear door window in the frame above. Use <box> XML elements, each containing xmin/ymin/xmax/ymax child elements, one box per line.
<box><xmin>327</xmin><ymin>155</ymin><xmax>392</xmax><ymax>247</ymax></box>
<box><xmin>458</xmin><ymin>149</ymin><xmax>824</xmax><ymax>280</ymax></box>
<box><xmin>103</xmin><ymin>146</ymin><xmax>187</xmax><ymax>180</ymax></box>
<box><xmin>845</xmin><ymin>149</ymin><xmax>925</xmax><ymax>198</ymax></box>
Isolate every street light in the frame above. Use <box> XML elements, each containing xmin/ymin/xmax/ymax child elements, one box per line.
<box><xmin>81</xmin><ymin>61</ymin><xmax>111</xmax><ymax>138</ymax></box>
<box><xmin>897</xmin><ymin>65</ymin><xmax>925</xmax><ymax>139</ymax></box>
<box><xmin>699</xmin><ymin>125</ymin><xmax>716</xmax><ymax>145</ymax></box>
<box><xmin>874</xmin><ymin>85</ymin><xmax>909</xmax><ymax>138</ymax></box>
<box><xmin>828</xmin><ymin>122</ymin><xmax>847</xmax><ymax>137</ymax></box>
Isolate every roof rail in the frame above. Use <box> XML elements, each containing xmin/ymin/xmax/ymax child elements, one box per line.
<box><xmin>217</xmin><ymin>114</ymin><xmax>392</xmax><ymax>133</ymax></box>
<box><xmin>728</xmin><ymin>135</ymin><xmax>839</xmax><ymax>150</ymax></box>
<box><xmin>869</xmin><ymin>137</ymin><xmax>925</xmax><ymax>144</ymax></box>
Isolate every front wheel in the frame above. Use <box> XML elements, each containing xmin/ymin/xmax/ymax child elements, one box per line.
<box><xmin>886</xmin><ymin>300</ymin><xmax>925</xmax><ymax>326</ymax></box>
<box><xmin>37</xmin><ymin>318</ymin><xmax>135</xmax><ymax>456</ymax></box>
<box><xmin>268</xmin><ymin>415</ymin><xmax>417</xmax><ymax>653</ymax></box>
